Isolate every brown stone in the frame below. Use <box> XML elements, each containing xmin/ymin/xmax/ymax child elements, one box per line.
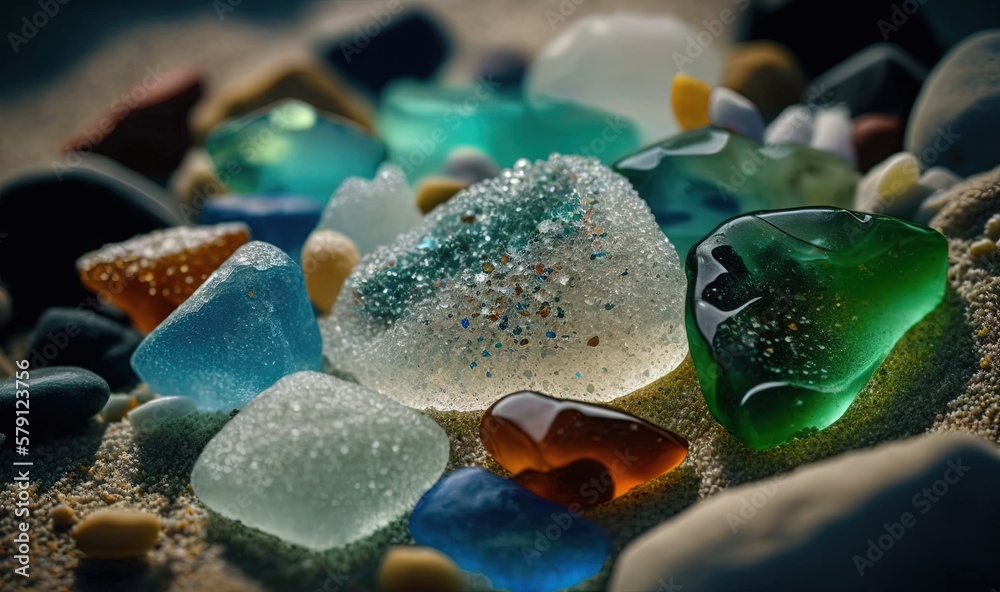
<box><xmin>852</xmin><ymin>113</ymin><xmax>905</xmax><ymax>173</ymax></box>
<box><xmin>72</xmin><ymin>509</ymin><xmax>161</xmax><ymax>559</ymax></box>
<box><xmin>416</xmin><ymin>177</ymin><xmax>468</xmax><ymax>214</ymax></box>
<box><xmin>62</xmin><ymin>68</ymin><xmax>203</xmax><ymax>179</ymax></box>
<box><xmin>377</xmin><ymin>546</ymin><xmax>466</xmax><ymax>592</ymax></box>
<box><xmin>722</xmin><ymin>42</ymin><xmax>806</xmax><ymax>121</ymax></box>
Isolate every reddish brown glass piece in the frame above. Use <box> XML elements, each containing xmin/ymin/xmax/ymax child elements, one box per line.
<box><xmin>480</xmin><ymin>391</ymin><xmax>688</xmax><ymax>508</ymax></box>
<box><xmin>77</xmin><ymin>223</ymin><xmax>249</xmax><ymax>333</ymax></box>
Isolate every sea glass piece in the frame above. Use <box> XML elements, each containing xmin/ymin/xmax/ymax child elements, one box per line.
<box><xmin>481</xmin><ymin>391</ymin><xmax>688</xmax><ymax>508</ymax></box>
<box><xmin>204</xmin><ymin>100</ymin><xmax>385</xmax><ymax>203</ymax></box>
<box><xmin>315</xmin><ymin>164</ymin><xmax>422</xmax><ymax>256</ymax></box>
<box><xmin>377</xmin><ymin>80</ymin><xmax>641</xmax><ymax>180</ymax></box>
<box><xmin>685</xmin><ymin>207</ymin><xmax>948</xmax><ymax>449</ymax></box>
<box><xmin>192</xmin><ymin>371</ymin><xmax>449</xmax><ymax>550</ymax></box>
<box><xmin>409</xmin><ymin>467</ymin><xmax>610</xmax><ymax>592</ymax></box>
<box><xmin>525</xmin><ymin>13</ymin><xmax>723</xmax><ymax>142</ymax></box>
<box><xmin>198</xmin><ymin>195</ymin><xmax>322</xmax><ymax>261</ymax></box>
<box><xmin>322</xmin><ymin>155</ymin><xmax>688</xmax><ymax>411</ymax></box>
<box><xmin>131</xmin><ymin>242</ymin><xmax>322</xmax><ymax>410</ymax></box>
<box><xmin>77</xmin><ymin>223</ymin><xmax>250</xmax><ymax>333</ymax></box>
<box><xmin>613</xmin><ymin>127</ymin><xmax>860</xmax><ymax>258</ymax></box>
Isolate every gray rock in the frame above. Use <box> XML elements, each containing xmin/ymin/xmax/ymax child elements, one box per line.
<box><xmin>906</xmin><ymin>30</ymin><xmax>1000</xmax><ymax>177</ymax></box>
<box><xmin>1</xmin><ymin>367</ymin><xmax>111</xmax><ymax>437</ymax></box>
<box><xmin>609</xmin><ymin>433</ymin><xmax>1000</xmax><ymax>592</ymax></box>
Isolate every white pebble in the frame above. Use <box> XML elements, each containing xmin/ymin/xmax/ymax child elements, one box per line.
<box><xmin>764</xmin><ymin>104</ymin><xmax>814</xmax><ymax>145</ymax></box>
<box><xmin>128</xmin><ymin>396</ymin><xmax>197</xmax><ymax>434</ymax></box>
<box><xmin>708</xmin><ymin>87</ymin><xmax>765</xmax><ymax>143</ymax></box>
<box><xmin>810</xmin><ymin>104</ymin><xmax>856</xmax><ymax>165</ymax></box>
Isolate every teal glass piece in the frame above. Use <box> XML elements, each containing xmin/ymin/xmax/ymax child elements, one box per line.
<box><xmin>205</xmin><ymin>100</ymin><xmax>386</xmax><ymax>203</ymax></box>
<box><xmin>377</xmin><ymin>80</ymin><xmax>642</xmax><ymax>180</ymax></box>
<box><xmin>613</xmin><ymin>127</ymin><xmax>861</xmax><ymax>258</ymax></box>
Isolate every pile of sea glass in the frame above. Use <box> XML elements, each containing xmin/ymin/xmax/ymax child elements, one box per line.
<box><xmin>8</xmin><ymin>7</ymin><xmax>1000</xmax><ymax>592</ymax></box>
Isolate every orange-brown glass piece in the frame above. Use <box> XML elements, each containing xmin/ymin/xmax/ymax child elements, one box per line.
<box><xmin>481</xmin><ymin>391</ymin><xmax>688</xmax><ymax>508</ymax></box>
<box><xmin>77</xmin><ymin>223</ymin><xmax>250</xmax><ymax>333</ymax></box>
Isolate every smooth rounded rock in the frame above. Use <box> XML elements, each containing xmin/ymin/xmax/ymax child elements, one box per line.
<box><xmin>906</xmin><ymin>30</ymin><xmax>1000</xmax><ymax>177</ymax></box>
<box><xmin>72</xmin><ymin>509</ymin><xmax>161</xmax><ymax>559</ymax></box>
<box><xmin>764</xmin><ymin>104</ymin><xmax>814</xmax><ymax>145</ymax></box>
<box><xmin>302</xmin><ymin>229</ymin><xmax>361</xmax><ymax>316</ymax></box>
<box><xmin>474</xmin><ymin>49</ymin><xmax>529</xmax><ymax>92</ymax></box>
<box><xmin>50</xmin><ymin>504</ymin><xmax>77</xmax><ymax>528</ymax></box>
<box><xmin>722</xmin><ymin>41</ymin><xmax>806</xmax><ymax>120</ymax></box>
<box><xmin>100</xmin><ymin>394</ymin><xmax>138</xmax><ymax>423</ymax></box>
<box><xmin>709</xmin><ymin>87</ymin><xmax>765</xmax><ymax>143</ymax></box>
<box><xmin>321</xmin><ymin>9</ymin><xmax>451</xmax><ymax>96</ymax></box>
<box><xmin>0</xmin><ymin>156</ymin><xmax>183</xmax><ymax>331</ymax></box>
<box><xmin>609</xmin><ymin>433</ymin><xmax>1000</xmax><ymax>591</ymax></box>
<box><xmin>27</xmin><ymin>307</ymin><xmax>143</xmax><ymax>392</ymax></box>
<box><xmin>442</xmin><ymin>148</ymin><xmax>500</xmax><ymax>184</ymax></box>
<box><xmin>526</xmin><ymin>13</ymin><xmax>723</xmax><ymax>142</ymax></box>
<box><xmin>128</xmin><ymin>396</ymin><xmax>198</xmax><ymax>434</ymax></box>
<box><xmin>415</xmin><ymin>177</ymin><xmax>469</xmax><ymax>214</ymax></box>
<box><xmin>1</xmin><ymin>367</ymin><xmax>110</xmax><ymax>437</ymax></box>
<box><xmin>169</xmin><ymin>148</ymin><xmax>228</xmax><ymax>207</ymax></box>
<box><xmin>853</xmin><ymin>113</ymin><xmax>905</xmax><ymax>173</ymax></box>
<box><xmin>378</xmin><ymin>546</ymin><xmax>466</xmax><ymax>592</ymax></box>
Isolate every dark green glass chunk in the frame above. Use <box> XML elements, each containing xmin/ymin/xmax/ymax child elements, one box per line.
<box><xmin>685</xmin><ymin>207</ymin><xmax>948</xmax><ymax>450</ymax></box>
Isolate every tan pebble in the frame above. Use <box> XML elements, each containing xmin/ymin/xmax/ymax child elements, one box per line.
<box><xmin>416</xmin><ymin>177</ymin><xmax>469</xmax><ymax>214</ymax></box>
<box><xmin>50</xmin><ymin>505</ymin><xmax>77</xmax><ymax>528</ymax></box>
<box><xmin>985</xmin><ymin>214</ymin><xmax>1000</xmax><ymax>240</ymax></box>
<box><xmin>302</xmin><ymin>230</ymin><xmax>360</xmax><ymax>315</ymax></box>
<box><xmin>100</xmin><ymin>492</ymin><xmax>119</xmax><ymax>504</ymax></box>
<box><xmin>969</xmin><ymin>238</ymin><xmax>997</xmax><ymax>258</ymax></box>
<box><xmin>101</xmin><ymin>394</ymin><xmax>138</xmax><ymax>422</ymax></box>
<box><xmin>722</xmin><ymin>41</ymin><xmax>806</xmax><ymax>120</ymax></box>
<box><xmin>71</xmin><ymin>509</ymin><xmax>161</xmax><ymax>559</ymax></box>
<box><xmin>168</xmin><ymin>149</ymin><xmax>227</xmax><ymax>204</ymax></box>
<box><xmin>378</xmin><ymin>546</ymin><xmax>466</xmax><ymax>592</ymax></box>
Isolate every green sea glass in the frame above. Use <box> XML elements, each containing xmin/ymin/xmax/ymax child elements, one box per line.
<box><xmin>205</xmin><ymin>100</ymin><xmax>385</xmax><ymax>202</ymax></box>
<box><xmin>685</xmin><ymin>208</ymin><xmax>948</xmax><ymax>450</ymax></box>
<box><xmin>377</xmin><ymin>80</ymin><xmax>641</xmax><ymax>180</ymax></box>
<box><xmin>613</xmin><ymin>127</ymin><xmax>860</xmax><ymax>258</ymax></box>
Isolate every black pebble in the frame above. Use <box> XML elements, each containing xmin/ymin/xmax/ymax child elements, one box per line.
<box><xmin>28</xmin><ymin>307</ymin><xmax>142</xmax><ymax>392</ymax></box>
<box><xmin>806</xmin><ymin>44</ymin><xmax>928</xmax><ymax>119</ymax></box>
<box><xmin>322</xmin><ymin>9</ymin><xmax>451</xmax><ymax>96</ymax></box>
<box><xmin>0</xmin><ymin>155</ymin><xmax>183</xmax><ymax>334</ymax></box>
<box><xmin>0</xmin><ymin>366</ymin><xmax>111</xmax><ymax>439</ymax></box>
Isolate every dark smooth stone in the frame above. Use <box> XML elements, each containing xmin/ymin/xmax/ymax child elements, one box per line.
<box><xmin>321</xmin><ymin>10</ymin><xmax>451</xmax><ymax>96</ymax></box>
<box><xmin>0</xmin><ymin>366</ymin><xmax>110</xmax><ymax>437</ymax></box>
<box><xmin>62</xmin><ymin>68</ymin><xmax>203</xmax><ymax>181</ymax></box>
<box><xmin>0</xmin><ymin>156</ymin><xmax>184</xmax><ymax>333</ymax></box>
<box><xmin>852</xmin><ymin>113</ymin><xmax>905</xmax><ymax>173</ymax></box>
<box><xmin>28</xmin><ymin>308</ymin><xmax>142</xmax><ymax>392</ymax></box>
<box><xmin>743</xmin><ymin>0</ymin><xmax>942</xmax><ymax>79</ymax></box>
<box><xmin>474</xmin><ymin>48</ymin><xmax>529</xmax><ymax>92</ymax></box>
<box><xmin>806</xmin><ymin>44</ymin><xmax>927</xmax><ymax>119</ymax></box>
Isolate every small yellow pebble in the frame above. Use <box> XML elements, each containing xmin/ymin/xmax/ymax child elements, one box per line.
<box><xmin>50</xmin><ymin>505</ymin><xmax>77</xmax><ymax>528</ymax></box>
<box><xmin>71</xmin><ymin>509</ymin><xmax>161</xmax><ymax>559</ymax></box>
<box><xmin>874</xmin><ymin>153</ymin><xmax>920</xmax><ymax>200</ymax></box>
<box><xmin>969</xmin><ymin>238</ymin><xmax>997</xmax><ymax>258</ymax></box>
<box><xmin>378</xmin><ymin>546</ymin><xmax>466</xmax><ymax>592</ymax></box>
<box><xmin>671</xmin><ymin>72</ymin><xmax>712</xmax><ymax>131</ymax></box>
<box><xmin>985</xmin><ymin>214</ymin><xmax>1000</xmax><ymax>241</ymax></box>
<box><xmin>416</xmin><ymin>177</ymin><xmax>469</xmax><ymax>214</ymax></box>
<box><xmin>301</xmin><ymin>229</ymin><xmax>361</xmax><ymax>315</ymax></box>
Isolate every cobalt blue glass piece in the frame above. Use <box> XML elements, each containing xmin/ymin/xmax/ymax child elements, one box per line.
<box><xmin>409</xmin><ymin>467</ymin><xmax>610</xmax><ymax>592</ymax></box>
<box><xmin>198</xmin><ymin>196</ymin><xmax>323</xmax><ymax>261</ymax></box>
<box><xmin>131</xmin><ymin>241</ymin><xmax>322</xmax><ymax>411</ymax></box>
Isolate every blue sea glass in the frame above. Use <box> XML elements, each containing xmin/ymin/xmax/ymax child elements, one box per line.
<box><xmin>409</xmin><ymin>467</ymin><xmax>610</xmax><ymax>592</ymax></box>
<box><xmin>205</xmin><ymin>100</ymin><xmax>385</xmax><ymax>203</ymax></box>
<box><xmin>198</xmin><ymin>195</ymin><xmax>322</xmax><ymax>261</ymax></box>
<box><xmin>131</xmin><ymin>241</ymin><xmax>322</xmax><ymax>411</ymax></box>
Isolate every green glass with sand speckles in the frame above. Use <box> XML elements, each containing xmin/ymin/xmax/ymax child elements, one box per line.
<box><xmin>685</xmin><ymin>207</ymin><xmax>948</xmax><ymax>450</ymax></box>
